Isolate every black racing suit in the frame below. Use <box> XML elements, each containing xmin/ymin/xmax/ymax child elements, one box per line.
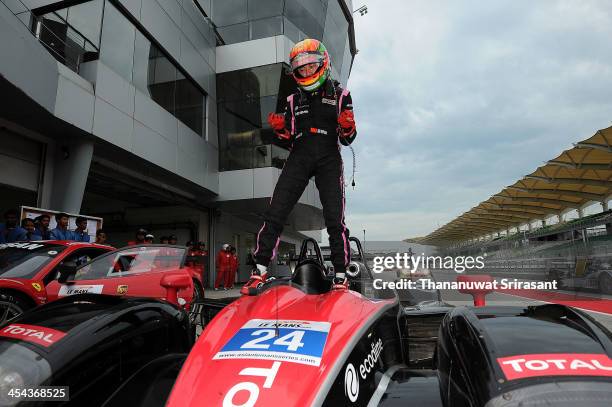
<box><xmin>254</xmin><ymin>79</ymin><xmax>357</xmax><ymax>276</ymax></box>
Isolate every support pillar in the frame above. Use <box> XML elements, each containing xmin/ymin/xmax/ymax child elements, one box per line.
<box><xmin>49</xmin><ymin>138</ymin><xmax>93</xmax><ymax>213</ymax></box>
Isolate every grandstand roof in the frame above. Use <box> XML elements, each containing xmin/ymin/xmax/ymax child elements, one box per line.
<box><xmin>413</xmin><ymin>126</ymin><xmax>612</xmax><ymax>246</ymax></box>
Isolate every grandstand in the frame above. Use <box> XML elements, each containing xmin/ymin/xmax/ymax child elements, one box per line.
<box><xmin>407</xmin><ymin>126</ymin><xmax>612</xmax><ymax>293</ymax></box>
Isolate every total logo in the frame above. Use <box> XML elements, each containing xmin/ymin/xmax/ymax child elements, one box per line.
<box><xmin>498</xmin><ymin>353</ymin><xmax>612</xmax><ymax>380</ymax></box>
<box><xmin>0</xmin><ymin>324</ymin><xmax>66</xmax><ymax>347</ymax></box>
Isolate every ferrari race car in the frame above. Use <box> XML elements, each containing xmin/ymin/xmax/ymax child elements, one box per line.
<box><xmin>99</xmin><ymin>237</ymin><xmax>612</xmax><ymax>407</ymax></box>
<box><xmin>0</xmin><ymin>241</ymin><xmax>113</xmax><ymax>322</ymax></box>
<box><xmin>44</xmin><ymin>244</ymin><xmax>204</xmax><ymax>309</ymax></box>
<box><xmin>0</xmin><ymin>293</ymin><xmax>193</xmax><ymax>407</ymax></box>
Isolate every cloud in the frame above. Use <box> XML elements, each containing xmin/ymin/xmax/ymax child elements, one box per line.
<box><xmin>343</xmin><ymin>0</ymin><xmax>612</xmax><ymax>241</ymax></box>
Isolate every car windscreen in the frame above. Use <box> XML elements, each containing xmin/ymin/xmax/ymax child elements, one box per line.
<box><xmin>0</xmin><ymin>243</ymin><xmax>66</xmax><ymax>279</ymax></box>
<box><xmin>73</xmin><ymin>246</ymin><xmax>187</xmax><ymax>280</ymax></box>
<box><xmin>0</xmin><ymin>341</ymin><xmax>52</xmax><ymax>406</ymax></box>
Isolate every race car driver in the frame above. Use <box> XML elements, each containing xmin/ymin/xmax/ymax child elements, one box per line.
<box><xmin>247</xmin><ymin>39</ymin><xmax>357</xmax><ymax>289</ymax></box>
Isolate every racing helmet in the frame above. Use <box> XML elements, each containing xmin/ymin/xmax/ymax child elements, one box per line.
<box><xmin>222</xmin><ymin>243</ymin><xmax>230</xmax><ymax>250</ymax></box>
<box><xmin>289</xmin><ymin>39</ymin><xmax>331</xmax><ymax>92</ymax></box>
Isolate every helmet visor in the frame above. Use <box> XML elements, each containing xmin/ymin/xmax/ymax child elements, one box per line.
<box><xmin>290</xmin><ymin>53</ymin><xmax>324</xmax><ymax>72</ymax></box>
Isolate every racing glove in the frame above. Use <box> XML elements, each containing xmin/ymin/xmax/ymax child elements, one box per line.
<box><xmin>267</xmin><ymin>112</ymin><xmax>291</xmax><ymax>140</ymax></box>
<box><xmin>338</xmin><ymin>110</ymin><xmax>356</xmax><ymax>137</ymax></box>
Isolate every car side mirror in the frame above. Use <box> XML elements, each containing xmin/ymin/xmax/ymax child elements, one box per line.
<box><xmin>57</xmin><ymin>263</ymin><xmax>77</xmax><ymax>284</ymax></box>
<box><xmin>160</xmin><ymin>274</ymin><xmax>192</xmax><ymax>306</ymax></box>
<box><xmin>456</xmin><ymin>274</ymin><xmax>494</xmax><ymax>307</ymax></box>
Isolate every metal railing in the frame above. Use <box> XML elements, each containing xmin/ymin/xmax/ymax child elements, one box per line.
<box><xmin>1</xmin><ymin>0</ymin><xmax>99</xmax><ymax>73</ymax></box>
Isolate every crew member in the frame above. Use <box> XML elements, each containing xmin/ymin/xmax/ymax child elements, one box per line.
<box><xmin>215</xmin><ymin>244</ymin><xmax>232</xmax><ymax>291</ymax></box>
<box><xmin>225</xmin><ymin>246</ymin><xmax>239</xmax><ymax>290</ymax></box>
<box><xmin>247</xmin><ymin>39</ymin><xmax>357</xmax><ymax>289</ymax></box>
<box><xmin>128</xmin><ymin>228</ymin><xmax>148</xmax><ymax>245</ymax></box>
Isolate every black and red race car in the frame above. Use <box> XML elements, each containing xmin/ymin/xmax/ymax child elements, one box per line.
<box><xmin>0</xmin><ymin>241</ymin><xmax>113</xmax><ymax>321</ymax></box>
<box><xmin>101</xmin><ymin>238</ymin><xmax>612</xmax><ymax>407</ymax></box>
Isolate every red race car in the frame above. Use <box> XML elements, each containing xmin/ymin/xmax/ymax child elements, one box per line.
<box><xmin>45</xmin><ymin>244</ymin><xmax>204</xmax><ymax>309</ymax></box>
<box><xmin>0</xmin><ymin>241</ymin><xmax>113</xmax><ymax>322</ymax></box>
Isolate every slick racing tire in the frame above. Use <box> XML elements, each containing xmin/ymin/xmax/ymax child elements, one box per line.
<box><xmin>599</xmin><ymin>274</ymin><xmax>612</xmax><ymax>295</ymax></box>
<box><xmin>189</xmin><ymin>281</ymin><xmax>205</xmax><ymax>340</ymax></box>
<box><xmin>0</xmin><ymin>291</ymin><xmax>33</xmax><ymax>324</ymax></box>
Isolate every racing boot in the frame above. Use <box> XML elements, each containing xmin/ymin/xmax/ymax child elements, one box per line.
<box><xmin>332</xmin><ymin>272</ymin><xmax>348</xmax><ymax>290</ymax></box>
<box><xmin>240</xmin><ymin>265</ymin><xmax>268</xmax><ymax>296</ymax></box>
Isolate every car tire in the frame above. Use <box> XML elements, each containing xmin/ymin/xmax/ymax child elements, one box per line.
<box><xmin>189</xmin><ymin>281</ymin><xmax>205</xmax><ymax>340</ymax></box>
<box><xmin>599</xmin><ymin>274</ymin><xmax>612</xmax><ymax>295</ymax></box>
<box><xmin>193</xmin><ymin>280</ymin><xmax>204</xmax><ymax>302</ymax></box>
<box><xmin>0</xmin><ymin>291</ymin><xmax>34</xmax><ymax>324</ymax></box>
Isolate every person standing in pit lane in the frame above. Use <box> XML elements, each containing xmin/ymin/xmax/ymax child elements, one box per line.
<box><xmin>128</xmin><ymin>228</ymin><xmax>148</xmax><ymax>245</ymax></box>
<box><xmin>225</xmin><ymin>246</ymin><xmax>239</xmax><ymax>290</ymax></box>
<box><xmin>215</xmin><ymin>244</ymin><xmax>232</xmax><ymax>291</ymax></box>
<box><xmin>245</xmin><ymin>39</ymin><xmax>357</xmax><ymax>290</ymax></box>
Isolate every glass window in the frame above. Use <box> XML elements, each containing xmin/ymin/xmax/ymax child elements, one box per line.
<box><xmin>251</xmin><ymin>16</ymin><xmax>283</xmax><ymax>41</ymax></box>
<box><xmin>282</xmin><ymin>16</ymin><xmax>304</xmax><ymax>43</ymax></box>
<box><xmin>66</xmin><ymin>0</ymin><xmax>103</xmax><ymax>48</ymax></box>
<box><xmin>147</xmin><ymin>44</ymin><xmax>177</xmax><ymax>114</ymax></box>
<box><xmin>132</xmin><ymin>31</ymin><xmax>152</xmax><ymax>95</ymax></box>
<box><xmin>284</xmin><ymin>0</ymin><xmax>326</xmax><ymax>39</ymax></box>
<box><xmin>322</xmin><ymin>0</ymin><xmax>348</xmax><ymax>73</ymax></box>
<box><xmin>218</xmin><ymin>63</ymin><xmax>296</xmax><ymax>171</ymax></box>
<box><xmin>134</xmin><ymin>26</ymin><xmax>207</xmax><ymax>137</ymax></box>
<box><xmin>212</xmin><ymin>0</ymin><xmax>248</xmax><ymax>26</ymax></box>
<box><xmin>176</xmin><ymin>72</ymin><xmax>205</xmax><ymax>136</ymax></box>
<box><xmin>0</xmin><ymin>244</ymin><xmax>66</xmax><ymax>279</ymax></box>
<box><xmin>217</xmin><ymin>22</ymin><xmax>249</xmax><ymax>44</ymax></box>
<box><xmin>248</xmin><ymin>0</ymin><xmax>283</xmax><ymax>20</ymax></box>
<box><xmin>74</xmin><ymin>246</ymin><xmax>186</xmax><ymax>280</ymax></box>
<box><xmin>100</xmin><ymin>1</ymin><xmax>135</xmax><ymax>81</ymax></box>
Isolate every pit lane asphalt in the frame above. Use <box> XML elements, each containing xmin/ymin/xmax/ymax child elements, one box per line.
<box><xmin>203</xmin><ymin>274</ymin><xmax>612</xmax><ymax>331</ymax></box>
<box><xmin>431</xmin><ymin>270</ymin><xmax>612</xmax><ymax>330</ymax></box>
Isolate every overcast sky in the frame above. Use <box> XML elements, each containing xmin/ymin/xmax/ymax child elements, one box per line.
<box><xmin>341</xmin><ymin>0</ymin><xmax>612</xmax><ymax>241</ymax></box>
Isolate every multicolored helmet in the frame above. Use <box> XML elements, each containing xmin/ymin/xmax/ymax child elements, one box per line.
<box><xmin>289</xmin><ymin>39</ymin><xmax>331</xmax><ymax>92</ymax></box>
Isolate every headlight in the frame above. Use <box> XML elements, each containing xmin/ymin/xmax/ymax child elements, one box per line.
<box><xmin>0</xmin><ymin>343</ymin><xmax>52</xmax><ymax>406</ymax></box>
<box><xmin>0</xmin><ymin>369</ymin><xmax>25</xmax><ymax>406</ymax></box>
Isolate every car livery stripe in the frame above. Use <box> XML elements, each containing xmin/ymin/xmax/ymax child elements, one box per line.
<box><xmin>311</xmin><ymin>297</ymin><xmax>399</xmax><ymax>406</ymax></box>
<box><xmin>366</xmin><ymin>364</ymin><xmax>407</xmax><ymax>407</ymax></box>
<box><xmin>498</xmin><ymin>353</ymin><xmax>612</xmax><ymax>380</ymax></box>
<box><xmin>0</xmin><ymin>323</ymin><xmax>66</xmax><ymax>347</ymax></box>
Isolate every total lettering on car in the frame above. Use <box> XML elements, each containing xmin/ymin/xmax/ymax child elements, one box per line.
<box><xmin>498</xmin><ymin>353</ymin><xmax>612</xmax><ymax>380</ymax></box>
<box><xmin>0</xmin><ymin>323</ymin><xmax>66</xmax><ymax>347</ymax></box>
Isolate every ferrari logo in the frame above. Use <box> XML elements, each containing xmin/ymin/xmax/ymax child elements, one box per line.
<box><xmin>31</xmin><ymin>283</ymin><xmax>43</xmax><ymax>292</ymax></box>
<box><xmin>117</xmin><ymin>285</ymin><xmax>128</xmax><ymax>295</ymax></box>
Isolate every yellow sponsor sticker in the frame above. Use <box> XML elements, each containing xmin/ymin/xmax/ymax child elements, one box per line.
<box><xmin>31</xmin><ymin>283</ymin><xmax>43</xmax><ymax>292</ymax></box>
<box><xmin>117</xmin><ymin>285</ymin><xmax>128</xmax><ymax>295</ymax></box>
